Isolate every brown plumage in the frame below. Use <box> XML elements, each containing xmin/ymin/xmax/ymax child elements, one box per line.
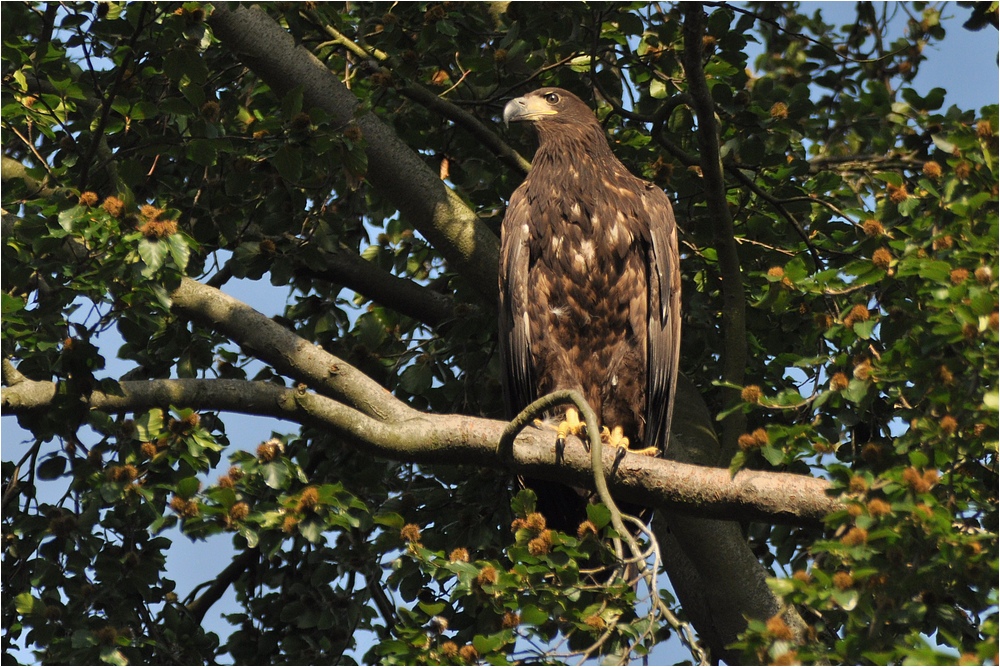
<box><xmin>499</xmin><ymin>87</ymin><xmax>681</xmax><ymax>531</ymax></box>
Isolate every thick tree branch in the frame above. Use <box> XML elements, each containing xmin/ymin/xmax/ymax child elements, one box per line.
<box><xmin>300</xmin><ymin>6</ymin><xmax>530</xmax><ymax>175</ymax></box>
<box><xmin>297</xmin><ymin>246</ymin><xmax>458</xmax><ymax>328</ymax></box>
<box><xmin>682</xmin><ymin>5</ymin><xmax>748</xmax><ymax>456</ymax></box>
<box><xmin>808</xmin><ymin>153</ymin><xmax>926</xmax><ymax>173</ymax></box>
<box><xmin>170</xmin><ymin>277</ymin><xmax>416</xmax><ymax>423</ymax></box>
<box><xmin>207</xmin><ymin>4</ymin><xmax>500</xmax><ymax>302</ymax></box>
<box><xmin>1</xmin><ymin>374</ymin><xmax>841</xmax><ymax>527</ymax></box>
<box><xmin>1</xmin><ymin>155</ymin><xmax>74</xmax><ymax>201</ymax></box>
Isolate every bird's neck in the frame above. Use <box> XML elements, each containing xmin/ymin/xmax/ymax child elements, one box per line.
<box><xmin>531</xmin><ymin>124</ymin><xmax>618</xmax><ymax>174</ymax></box>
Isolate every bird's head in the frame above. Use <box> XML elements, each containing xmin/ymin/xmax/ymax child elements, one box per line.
<box><xmin>503</xmin><ymin>88</ymin><xmax>596</xmax><ymax>128</ymax></box>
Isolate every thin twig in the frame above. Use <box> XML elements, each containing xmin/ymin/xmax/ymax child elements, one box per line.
<box><xmin>708</xmin><ymin>1</ymin><xmax>912</xmax><ymax>65</ymax></box>
<box><xmin>726</xmin><ymin>167</ymin><xmax>824</xmax><ymax>268</ymax></box>
<box><xmin>7</xmin><ymin>126</ymin><xmax>54</xmax><ymax>180</ymax></box>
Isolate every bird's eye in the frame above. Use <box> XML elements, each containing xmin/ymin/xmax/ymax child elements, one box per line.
<box><xmin>544</xmin><ymin>92</ymin><xmax>560</xmax><ymax>104</ymax></box>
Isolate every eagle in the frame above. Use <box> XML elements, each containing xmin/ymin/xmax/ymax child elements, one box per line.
<box><xmin>499</xmin><ymin>87</ymin><xmax>681</xmax><ymax>532</ymax></box>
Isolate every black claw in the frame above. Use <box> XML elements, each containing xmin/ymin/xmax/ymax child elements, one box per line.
<box><xmin>609</xmin><ymin>445</ymin><xmax>628</xmax><ymax>475</ymax></box>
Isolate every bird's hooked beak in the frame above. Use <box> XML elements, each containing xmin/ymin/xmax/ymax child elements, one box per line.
<box><xmin>503</xmin><ymin>95</ymin><xmax>558</xmax><ymax>126</ymax></box>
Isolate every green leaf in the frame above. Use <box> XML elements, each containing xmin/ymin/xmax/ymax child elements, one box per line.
<box><xmin>931</xmin><ymin>133</ymin><xmax>957</xmax><ymax>154</ymax></box>
<box><xmin>831</xmin><ymin>588</ymin><xmax>859</xmax><ymax>611</ymax></box>
<box><xmin>263</xmin><ymin>462</ymin><xmax>290</xmax><ymax>490</ymax></box>
<box><xmin>280</xmin><ymin>86</ymin><xmax>304</xmax><ymax>119</ymax></box>
<box><xmin>852</xmin><ymin>320</ymin><xmax>877</xmax><ymax>340</ymax></box>
<box><xmin>649</xmin><ymin>78</ymin><xmax>667</xmax><ymax>99</ymax></box>
<box><xmin>842</xmin><ymin>379</ymin><xmax>870</xmax><ymax>404</ymax></box>
<box><xmin>768</xmin><ymin>577</ymin><xmax>796</xmax><ymax>596</ymax></box>
<box><xmin>1</xmin><ymin>293</ymin><xmax>25</xmax><ymax>315</ymax></box>
<box><xmin>134</xmin><ymin>409</ymin><xmax>164</xmax><ymax>441</ymax></box>
<box><xmin>71</xmin><ymin>629</ymin><xmax>96</xmax><ymax>649</ymax></box>
<box><xmin>99</xmin><ymin>646</ymin><xmax>128</xmax><ymax>666</ymax></box>
<box><xmin>519</xmin><ymin>604</ymin><xmax>549</xmax><ymax>626</ymax></box>
<box><xmin>298</xmin><ymin>517</ymin><xmax>324</xmax><ymax>543</ymax></box>
<box><xmin>435</xmin><ymin>20</ymin><xmax>458</xmax><ymax>36</ymax></box>
<box><xmin>14</xmin><ymin>592</ymin><xmax>39</xmax><ymax>615</ymax></box>
<box><xmin>398</xmin><ymin>363</ymin><xmax>432</xmax><ymax>395</ymax></box>
<box><xmin>472</xmin><ymin>631</ymin><xmax>506</xmax><ymax>654</ymax></box>
<box><xmin>138</xmin><ymin>238</ymin><xmax>167</xmax><ymax>277</ymax></box>
<box><xmin>187</xmin><ymin>139</ymin><xmax>218</xmax><ymax>167</ymax></box>
<box><xmin>729</xmin><ymin>450</ymin><xmax>747</xmax><ymax>476</ymax></box>
<box><xmin>982</xmin><ymin>389</ymin><xmax>999</xmax><ymax>410</ymax></box>
<box><xmin>417</xmin><ymin>600</ymin><xmax>446</xmax><ymax>616</ymax></box>
<box><xmin>272</xmin><ymin>145</ymin><xmax>302</xmax><ymax>182</ymax></box>
<box><xmin>37</xmin><ymin>455</ymin><xmax>67</xmax><ymax>480</ymax></box>
<box><xmin>585</xmin><ymin>503</ymin><xmax>612</xmax><ymax>530</ymax></box>
<box><xmin>176</xmin><ymin>477</ymin><xmax>201</xmax><ymax>498</ymax></box>
<box><xmin>58</xmin><ymin>205</ymin><xmax>85</xmax><ymax>232</ymax></box>
<box><xmin>917</xmin><ymin>260</ymin><xmax>951</xmax><ymax>283</ymax></box>
<box><xmin>163</xmin><ymin>49</ymin><xmax>208</xmax><ymax>85</ymax></box>
<box><xmin>761</xmin><ymin>445</ymin><xmax>785</xmax><ymax>466</ymax></box>
<box><xmin>873</xmin><ymin>172</ymin><xmax>904</xmax><ymax>187</ymax></box>
<box><xmin>166</xmin><ymin>234</ymin><xmax>191</xmax><ymax>272</ymax></box>
<box><xmin>567</xmin><ymin>54</ymin><xmax>593</xmax><ymax>72</ymax></box>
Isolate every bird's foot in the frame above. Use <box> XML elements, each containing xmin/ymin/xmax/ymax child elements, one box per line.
<box><xmin>602</xmin><ymin>425</ymin><xmax>658</xmax><ymax>457</ymax></box>
<box><xmin>555</xmin><ymin>407</ymin><xmax>586</xmax><ymax>448</ymax></box>
<box><xmin>600</xmin><ymin>425</ymin><xmax>630</xmax><ymax>450</ymax></box>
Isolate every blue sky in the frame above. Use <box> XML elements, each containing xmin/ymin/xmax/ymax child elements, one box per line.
<box><xmin>3</xmin><ymin>3</ymin><xmax>998</xmax><ymax>664</ymax></box>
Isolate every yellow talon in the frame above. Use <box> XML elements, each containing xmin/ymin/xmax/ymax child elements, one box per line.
<box><xmin>556</xmin><ymin>407</ymin><xmax>585</xmax><ymax>444</ymax></box>
<box><xmin>601</xmin><ymin>425</ymin><xmax>630</xmax><ymax>450</ymax></box>
<box><xmin>602</xmin><ymin>425</ymin><xmax>659</xmax><ymax>457</ymax></box>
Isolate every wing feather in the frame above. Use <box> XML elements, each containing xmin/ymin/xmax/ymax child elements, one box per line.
<box><xmin>641</xmin><ymin>183</ymin><xmax>681</xmax><ymax>453</ymax></box>
<box><xmin>498</xmin><ymin>187</ymin><xmax>535</xmax><ymax>417</ymax></box>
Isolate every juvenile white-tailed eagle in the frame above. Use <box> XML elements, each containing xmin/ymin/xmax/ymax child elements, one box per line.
<box><xmin>499</xmin><ymin>87</ymin><xmax>681</xmax><ymax>530</ymax></box>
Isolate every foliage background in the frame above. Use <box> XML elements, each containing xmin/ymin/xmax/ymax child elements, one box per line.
<box><xmin>2</xmin><ymin>1</ymin><xmax>998</xmax><ymax>665</ymax></box>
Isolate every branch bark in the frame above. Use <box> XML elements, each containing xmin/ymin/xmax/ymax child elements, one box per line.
<box><xmin>300</xmin><ymin>6</ymin><xmax>530</xmax><ymax>175</ymax></box>
<box><xmin>1</xmin><ymin>155</ymin><xmax>74</xmax><ymax>201</ymax></box>
<box><xmin>296</xmin><ymin>245</ymin><xmax>458</xmax><ymax>328</ymax></box>
<box><xmin>206</xmin><ymin>3</ymin><xmax>500</xmax><ymax>302</ymax></box>
<box><xmin>170</xmin><ymin>277</ymin><xmax>416</xmax><ymax>423</ymax></box>
<box><xmin>0</xmin><ymin>373</ymin><xmax>841</xmax><ymax>527</ymax></box>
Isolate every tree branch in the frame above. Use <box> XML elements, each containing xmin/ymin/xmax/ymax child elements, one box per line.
<box><xmin>398</xmin><ymin>84</ymin><xmax>532</xmax><ymax>176</ymax></box>
<box><xmin>808</xmin><ymin>153</ymin><xmax>926</xmax><ymax>174</ymax></box>
<box><xmin>170</xmin><ymin>277</ymin><xmax>416</xmax><ymax>423</ymax></box>
<box><xmin>726</xmin><ymin>167</ymin><xmax>825</xmax><ymax>268</ymax></box>
<box><xmin>681</xmin><ymin>5</ymin><xmax>748</xmax><ymax>455</ymax></box>
<box><xmin>1</xmin><ymin>155</ymin><xmax>74</xmax><ymax>201</ymax></box>
<box><xmin>207</xmin><ymin>4</ymin><xmax>500</xmax><ymax>302</ymax></box>
<box><xmin>300</xmin><ymin>6</ymin><xmax>530</xmax><ymax>175</ymax></box>
<box><xmin>296</xmin><ymin>246</ymin><xmax>458</xmax><ymax>328</ymax></box>
<box><xmin>1</xmin><ymin>374</ymin><xmax>841</xmax><ymax>527</ymax></box>
<box><xmin>186</xmin><ymin>548</ymin><xmax>259</xmax><ymax>624</ymax></box>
